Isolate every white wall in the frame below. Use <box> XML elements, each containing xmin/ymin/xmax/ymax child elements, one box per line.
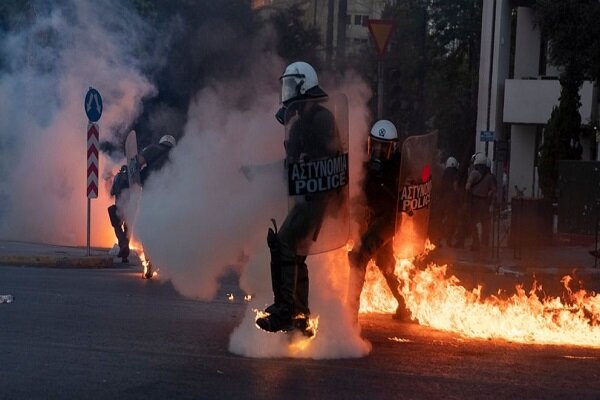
<box><xmin>513</xmin><ymin>7</ymin><xmax>540</xmax><ymax>78</ymax></box>
<box><xmin>509</xmin><ymin>125</ymin><xmax>537</xmax><ymax>199</ymax></box>
<box><xmin>476</xmin><ymin>0</ymin><xmax>512</xmax><ymax>157</ymax></box>
<box><xmin>504</xmin><ymin>79</ymin><xmax>595</xmax><ymax>124</ymax></box>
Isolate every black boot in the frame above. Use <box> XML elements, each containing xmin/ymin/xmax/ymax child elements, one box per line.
<box><xmin>118</xmin><ymin>240</ymin><xmax>130</xmax><ymax>263</ymax></box>
<box><xmin>347</xmin><ymin>250</ymin><xmax>368</xmax><ymax>324</ymax></box>
<box><xmin>292</xmin><ymin>314</ymin><xmax>315</xmax><ymax>337</ymax></box>
<box><xmin>294</xmin><ymin>256</ymin><xmax>310</xmax><ymax>316</ymax></box>
<box><xmin>256</xmin><ymin>311</ymin><xmax>293</xmax><ymax>332</ymax></box>
<box><xmin>265</xmin><ymin>222</ymin><xmax>282</xmax><ymax>314</ymax></box>
<box><xmin>143</xmin><ymin>261</ymin><xmax>153</xmax><ymax>279</ymax></box>
<box><xmin>381</xmin><ymin>262</ymin><xmax>412</xmax><ymax>322</ymax></box>
<box><xmin>257</xmin><ymin>246</ymin><xmax>297</xmax><ymax>333</ymax></box>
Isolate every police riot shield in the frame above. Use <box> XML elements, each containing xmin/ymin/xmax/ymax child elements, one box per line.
<box><xmin>394</xmin><ymin>132</ymin><xmax>438</xmax><ymax>258</ymax></box>
<box><xmin>283</xmin><ymin>94</ymin><xmax>349</xmax><ymax>255</ymax></box>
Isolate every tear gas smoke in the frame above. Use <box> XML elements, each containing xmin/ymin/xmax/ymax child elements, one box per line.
<box><xmin>0</xmin><ymin>1</ymin><xmax>376</xmax><ymax>359</ymax></box>
<box><xmin>0</xmin><ymin>0</ymin><xmax>156</xmax><ymax>245</ymax></box>
<box><xmin>136</xmin><ymin>59</ymin><xmax>374</xmax><ymax>357</ymax></box>
<box><xmin>136</xmin><ymin>54</ymin><xmax>287</xmax><ymax>300</ymax></box>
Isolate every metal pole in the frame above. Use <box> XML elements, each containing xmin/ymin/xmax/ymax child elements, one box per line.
<box><xmin>596</xmin><ymin>137</ymin><xmax>600</xmax><ymax>162</ymax></box>
<box><xmin>594</xmin><ymin>204</ymin><xmax>598</xmax><ymax>268</ymax></box>
<box><xmin>87</xmin><ymin>198</ymin><xmax>91</xmax><ymax>256</ymax></box>
<box><xmin>592</xmin><ymin>149</ymin><xmax>599</xmax><ymax>265</ymax></box>
<box><xmin>496</xmin><ymin>203</ymin><xmax>500</xmax><ymax>260</ymax></box>
<box><xmin>377</xmin><ymin>60</ymin><xmax>383</xmax><ymax>119</ymax></box>
<box><xmin>336</xmin><ymin>0</ymin><xmax>347</xmax><ymax>70</ymax></box>
<box><xmin>325</xmin><ymin>0</ymin><xmax>334</xmax><ymax>68</ymax></box>
<box><xmin>485</xmin><ymin>0</ymin><xmax>497</xmax><ymax>134</ymax></box>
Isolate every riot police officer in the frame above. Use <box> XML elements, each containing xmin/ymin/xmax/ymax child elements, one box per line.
<box><xmin>256</xmin><ymin>61</ymin><xmax>341</xmax><ymax>334</ymax></box>
<box><xmin>346</xmin><ymin>120</ymin><xmax>410</xmax><ymax>323</ymax></box>
<box><xmin>465</xmin><ymin>153</ymin><xmax>496</xmax><ymax>251</ymax></box>
<box><xmin>108</xmin><ymin>165</ymin><xmax>130</xmax><ymax>263</ymax></box>
<box><xmin>439</xmin><ymin>156</ymin><xmax>461</xmax><ymax>247</ymax></box>
<box><xmin>137</xmin><ymin>134</ymin><xmax>177</xmax><ymax>185</ymax></box>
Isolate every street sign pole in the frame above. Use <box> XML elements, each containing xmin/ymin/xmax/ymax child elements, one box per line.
<box><xmin>377</xmin><ymin>60</ymin><xmax>383</xmax><ymax>119</ymax></box>
<box><xmin>87</xmin><ymin>198</ymin><xmax>91</xmax><ymax>256</ymax></box>
<box><xmin>86</xmin><ymin>122</ymin><xmax>99</xmax><ymax>256</ymax></box>
<box><xmin>84</xmin><ymin>87</ymin><xmax>102</xmax><ymax>256</ymax></box>
<box><xmin>368</xmin><ymin>19</ymin><xmax>395</xmax><ymax>120</ymax></box>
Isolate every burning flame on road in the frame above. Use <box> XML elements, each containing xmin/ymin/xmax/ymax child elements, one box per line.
<box><xmin>129</xmin><ymin>240</ymin><xmax>158</xmax><ymax>279</ymax></box>
<box><xmin>361</xmin><ymin>243</ymin><xmax>600</xmax><ymax>348</ymax></box>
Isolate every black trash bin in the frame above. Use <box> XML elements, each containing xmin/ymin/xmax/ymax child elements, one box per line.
<box><xmin>510</xmin><ymin>197</ymin><xmax>553</xmax><ymax>248</ymax></box>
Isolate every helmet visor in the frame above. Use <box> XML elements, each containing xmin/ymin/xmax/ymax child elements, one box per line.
<box><xmin>281</xmin><ymin>75</ymin><xmax>303</xmax><ymax>104</ymax></box>
<box><xmin>368</xmin><ymin>137</ymin><xmax>395</xmax><ymax>162</ymax></box>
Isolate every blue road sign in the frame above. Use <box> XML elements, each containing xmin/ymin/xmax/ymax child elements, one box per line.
<box><xmin>480</xmin><ymin>130</ymin><xmax>495</xmax><ymax>142</ymax></box>
<box><xmin>84</xmin><ymin>87</ymin><xmax>103</xmax><ymax>122</ymax></box>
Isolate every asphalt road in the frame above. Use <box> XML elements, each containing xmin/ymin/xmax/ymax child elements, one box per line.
<box><xmin>0</xmin><ymin>264</ymin><xmax>599</xmax><ymax>400</ymax></box>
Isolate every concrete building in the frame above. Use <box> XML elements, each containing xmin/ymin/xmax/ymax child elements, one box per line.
<box><xmin>476</xmin><ymin>0</ymin><xmax>598</xmax><ymax>200</ymax></box>
<box><xmin>251</xmin><ymin>0</ymin><xmax>392</xmax><ymax>62</ymax></box>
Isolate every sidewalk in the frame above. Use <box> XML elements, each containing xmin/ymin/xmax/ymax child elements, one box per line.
<box><xmin>430</xmin><ymin>242</ymin><xmax>600</xmax><ymax>278</ymax></box>
<box><xmin>2</xmin><ymin>238</ymin><xmax>599</xmax><ymax>277</ymax></box>
<box><xmin>0</xmin><ymin>240</ymin><xmax>115</xmax><ymax>268</ymax></box>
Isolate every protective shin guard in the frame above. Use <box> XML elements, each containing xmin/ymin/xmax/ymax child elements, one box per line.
<box><xmin>346</xmin><ymin>265</ymin><xmax>365</xmax><ymax>320</ymax></box>
<box><xmin>107</xmin><ymin>205</ymin><xmax>120</xmax><ymax>228</ymax></box>
<box><xmin>267</xmin><ymin>225</ymin><xmax>282</xmax><ymax>311</ymax></box>
<box><xmin>295</xmin><ymin>256</ymin><xmax>310</xmax><ymax>316</ymax></box>
<box><xmin>278</xmin><ymin>258</ymin><xmax>297</xmax><ymax>319</ymax></box>
<box><xmin>347</xmin><ymin>250</ymin><xmax>367</xmax><ymax>320</ymax></box>
<box><xmin>256</xmin><ymin>256</ymin><xmax>296</xmax><ymax>333</ymax></box>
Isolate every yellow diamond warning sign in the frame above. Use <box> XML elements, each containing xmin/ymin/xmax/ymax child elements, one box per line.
<box><xmin>367</xmin><ymin>19</ymin><xmax>395</xmax><ymax>58</ymax></box>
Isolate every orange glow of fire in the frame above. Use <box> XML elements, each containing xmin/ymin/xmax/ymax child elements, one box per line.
<box><xmin>129</xmin><ymin>240</ymin><xmax>158</xmax><ymax>279</ymax></box>
<box><xmin>360</xmin><ymin>241</ymin><xmax>600</xmax><ymax>348</ymax></box>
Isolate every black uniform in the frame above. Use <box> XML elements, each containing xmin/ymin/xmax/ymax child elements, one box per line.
<box><xmin>439</xmin><ymin>166</ymin><xmax>460</xmax><ymax>246</ymax></box>
<box><xmin>139</xmin><ymin>143</ymin><xmax>173</xmax><ymax>185</ymax></box>
<box><xmin>347</xmin><ymin>152</ymin><xmax>409</xmax><ymax>320</ymax></box>
<box><xmin>465</xmin><ymin>164</ymin><xmax>496</xmax><ymax>250</ymax></box>
<box><xmin>258</xmin><ymin>101</ymin><xmax>340</xmax><ymax>333</ymax></box>
<box><xmin>107</xmin><ymin>166</ymin><xmax>130</xmax><ymax>261</ymax></box>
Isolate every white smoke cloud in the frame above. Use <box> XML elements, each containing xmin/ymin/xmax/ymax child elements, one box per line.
<box><xmin>136</xmin><ymin>52</ymin><xmax>286</xmax><ymax>299</ymax></box>
<box><xmin>0</xmin><ymin>1</ymin><xmax>376</xmax><ymax>359</ymax></box>
<box><xmin>0</xmin><ymin>0</ymin><xmax>156</xmax><ymax>245</ymax></box>
<box><xmin>136</xmin><ymin>53</ymin><xmax>374</xmax><ymax>357</ymax></box>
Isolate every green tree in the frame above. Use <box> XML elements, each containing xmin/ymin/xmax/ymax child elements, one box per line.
<box><xmin>427</xmin><ymin>0</ymin><xmax>482</xmax><ymax>166</ymax></box>
<box><xmin>267</xmin><ymin>4</ymin><xmax>322</xmax><ymax>66</ymax></box>
<box><xmin>538</xmin><ymin>84</ymin><xmax>582</xmax><ymax>199</ymax></box>
<box><xmin>369</xmin><ymin>0</ymin><xmax>481</xmax><ymax>168</ymax></box>
<box><xmin>377</xmin><ymin>1</ymin><xmax>428</xmax><ymax>134</ymax></box>
<box><xmin>535</xmin><ymin>0</ymin><xmax>600</xmax><ymax>199</ymax></box>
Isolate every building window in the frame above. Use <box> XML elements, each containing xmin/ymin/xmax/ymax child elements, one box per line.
<box><xmin>353</xmin><ymin>15</ymin><xmax>369</xmax><ymax>26</ymax></box>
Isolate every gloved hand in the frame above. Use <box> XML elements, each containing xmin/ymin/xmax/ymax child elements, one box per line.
<box><xmin>127</xmin><ymin>157</ymin><xmax>142</xmax><ymax>185</ymax></box>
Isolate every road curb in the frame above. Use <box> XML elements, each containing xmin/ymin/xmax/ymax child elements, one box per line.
<box><xmin>0</xmin><ymin>255</ymin><xmax>114</xmax><ymax>268</ymax></box>
<box><xmin>446</xmin><ymin>260</ymin><xmax>600</xmax><ymax>279</ymax></box>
